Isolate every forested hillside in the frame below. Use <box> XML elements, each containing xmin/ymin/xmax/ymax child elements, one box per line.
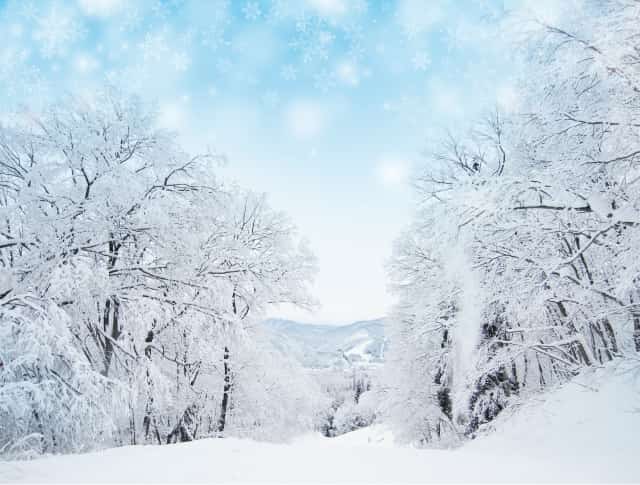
<box><xmin>263</xmin><ymin>318</ymin><xmax>385</xmax><ymax>368</ymax></box>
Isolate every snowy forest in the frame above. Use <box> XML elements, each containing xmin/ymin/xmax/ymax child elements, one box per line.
<box><xmin>0</xmin><ymin>0</ymin><xmax>639</xmax><ymax>482</ymax></box>
<box><xmin>385</xmin><ymin>1</ymin><xmax>640</xmax><ymax>444</ymax></box>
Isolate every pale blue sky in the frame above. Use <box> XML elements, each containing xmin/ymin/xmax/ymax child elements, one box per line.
<box><xmin>0</xmin><ymin>0</ymin><xmax>546</xmax><ymax>323</ymax></box>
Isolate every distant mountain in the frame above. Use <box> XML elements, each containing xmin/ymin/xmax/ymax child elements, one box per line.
<box><xmin>262</xmin><ymin>318</ymin><xmax>386</xmax><ymax>369</ymax></box>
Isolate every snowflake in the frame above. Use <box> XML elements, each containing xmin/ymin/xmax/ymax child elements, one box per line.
<box><xmin>139</xmin><ymin>30</ymin><xmax>170</xmax><ymax>62</ymax></box>
<box><xmin>411</xmin><ymin>51</ymin><xmax>432</xmax><ymax>71</ymax></box>
<box><xmin>269</xmin><ymin>0</ymin><xmax>305</xmax><ymax>21</ymax></box>
<box><xmin>281</xmin><ymin>64</ymin><xmax>298</xmax><ymax>81</ymax></box>
<box><xmin>296</xmin><ymin>25</ymin><xmax>335</xmax><ymax>64</ymax></box>
<box><xmin>172</xmin><ymin>51</ymin><xmax>191</xmax><ymax>72</ymax></box>
<box><xmin>295</xmin><ymin>14</ymin><xmax>313</xmax><ymax>34</ymax></box>
<box><xmin>318</xmin><ymin>30</ymin><xmax>334</xmax><ymax>46</ymax></box>
<box><xmin>242</xmin><ymin>1</ymin><xmax>262</xmax><ymax>21</ymax></box>
<box><xmin>33</xmin><ymin>5</ymin><xmax>85</xmax><ymax>58</ymax></box>
<box><xmin>117</xmin><ymin>5</ymin><xmax>144</xmax><ymax>32</ymax></box>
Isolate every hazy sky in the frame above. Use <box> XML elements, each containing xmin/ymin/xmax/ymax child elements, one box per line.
<box><xmin>0</xmin><ymin>0</ymin><xmax>554</xmax><ymax>323</ymax></box>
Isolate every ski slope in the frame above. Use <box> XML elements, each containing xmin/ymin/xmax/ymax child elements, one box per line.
<box><xmin>1</xmin><ymin>361</ymin><xmax>638</xmax><ymax>483</ymax></box>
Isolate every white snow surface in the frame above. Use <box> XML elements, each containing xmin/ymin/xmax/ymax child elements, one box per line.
<box><xmin>1</xmin><ymin>361</ymin><xmax>638</xmax><ymax>483</ymax></box>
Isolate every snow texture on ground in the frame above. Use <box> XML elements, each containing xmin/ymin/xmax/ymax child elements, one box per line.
<box><xmin>1</xmin><ymin>361</ymin><xmax>638</xmax><ymax>483</ymax></box>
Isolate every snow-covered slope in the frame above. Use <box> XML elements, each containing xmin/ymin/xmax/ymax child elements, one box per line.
<box><xmin>2</xmin><ymin>360</ymin><xmax>637</xmax><ymax>483</ymax></box>
<box><xmin>263</xmin><ymin>318</ymin><xmax>386</xmax><ymax>369</ymax></box>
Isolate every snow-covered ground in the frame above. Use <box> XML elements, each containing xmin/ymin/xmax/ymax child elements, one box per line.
<box><xmin>1</xmin><ymin>361</ymin><xmax>638</xmax><ymax>483</ymax></box>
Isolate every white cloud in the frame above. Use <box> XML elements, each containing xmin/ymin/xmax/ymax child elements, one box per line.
<box><xmin>285</xmin><ymin>100</ymin><xmax>327</xmax><ymax>140</ymax></box>
<box><xmin>375</xmin><ymin>158</ymin><xmax>411</xmax><ymax>188</ymax></box>
<box><xmin>77</xmin><ymin>0</ymin><xmax>124</xmax><ymax>18</ymax></box>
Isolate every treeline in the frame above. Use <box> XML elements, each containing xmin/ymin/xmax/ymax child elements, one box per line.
<box><xmin>384</xmin><ymin>0</ymin><xmax>640</xmax><ymax>445</ymax></box>
<box><xmin>0</xmin><ymin>90</ymin><xmax>323</xmax><ymax>457</ymax></box>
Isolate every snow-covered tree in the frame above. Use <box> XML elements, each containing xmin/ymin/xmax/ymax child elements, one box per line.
<box><xmin>385</xmin><ymin>0</ymin><xmax>640</xmax><ymax>446</ymax></box>
<box><xmin>0</xmin><ymin>87</ymin><xmax>319</xmax><ymax>456</ymax></box>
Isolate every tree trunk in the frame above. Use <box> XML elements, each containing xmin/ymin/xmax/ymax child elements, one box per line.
<box><xmin>629</xmin><ymin>295</ymin><xmax>640</xmax><ymax>352</ymax></box>
<box><xmin>102</xmin><ymin>296</ymin><xmax>121</xmax><ymax>377</ymax></box>
<box><xmin>102</xmin><ymin>238</ymin><xmax>122</xmax><ymax>377</ymax></box>
<box><xmin>167</xmin><ymin>404</ymin><xmax>198</xmax><ymax>444</ymax></box>
<box><xmin>217</xmin><ymin>346</ymin><xmax>231</xmax><ymax>434</ymax></box>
